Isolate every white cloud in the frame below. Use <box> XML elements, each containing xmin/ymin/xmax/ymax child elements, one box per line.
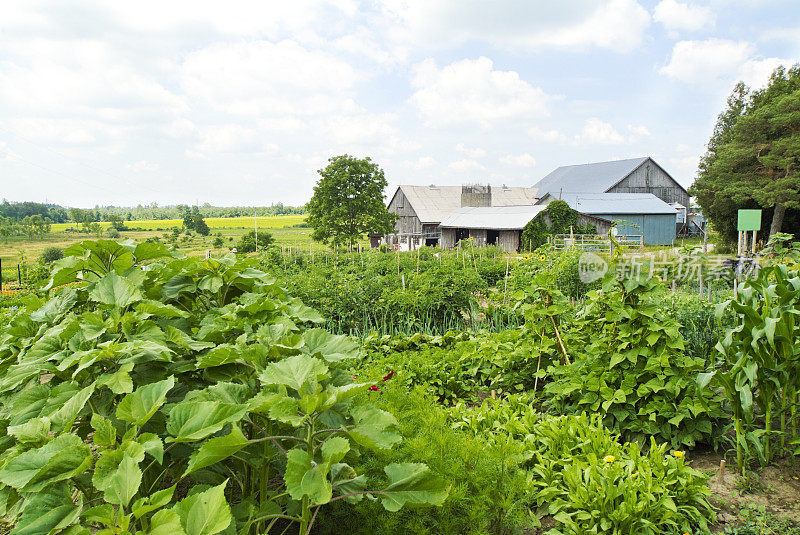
<box><xmin>180</xmin><ymin>40</ymin><xmax>360</xmax><ymax>116</ymax></box>
<box><xmin>0</xmin><ymin>142</ymin><xmax>21</xmax><ymax>162</ymax></box>
<box><xmin>627</xmin><ymin>124</ymin><xmax>651</xmax><ymax>142</ymax></box>
<box><xmin>528</xmin><ymin>127</ymin><xmax>569</xmax><ymax>143</ymax></box>
<box><xmin>455</xmin><ymin>143</ymin><xmax>487</xmax><ymax>158</ymax></box>
<box><xmin>411</xmin><ymin>57</ymin><xmax>552</xmax><ymax>128</ymax></box>
<box><xmin>126</xmin><ymin>160</ymin><xmax>160</xmax><ymax>173</ymax></box>
<box><xmin>448</xmin><ymin>159</ymin><xmax>485</xmax><ymax>172</ymax></box>
<box><xmin>653</xmin><ymin>0</ymin><xmax>715</xmax><ymax>33</ymax></box>
<box><xmin>500</xmin><ymin>153</ymin><xmax>536</xmax><ymax>167</ymax></box>
<box><xmin>404</xmin><ymin>156</ymin><xmax>437</xmax><ymax>170</ymax></box>
<box><xmin>380</xmin><ymin>0</ymin><xmax>651</xmax><ymax>53</ymax></box>
<box><xmin>659</xmin><ymin>39</ymin><xmax>795</xmax><ymax>90</ymax></box>
<box><xmin>574</xmin><ymin>118</ymin><xmax>625</xmax><ymax>145</ymax></box>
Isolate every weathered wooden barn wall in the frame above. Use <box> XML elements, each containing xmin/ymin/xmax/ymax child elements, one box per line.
<box><xmin>499</xmin><ymin>230</ymin><xmax>520</xmax><ymax>252</ymax></box>
<box><xmin>387</xmin><ymin>188</ymin><xmax>422</xmax><ymax>235</ymax></box>
<box><xmin>578</xmin><ymin>214</ymin><xmax>613</xmax><ymax>235</ymax></box>
<box><xmin>461</xmin><ymin>185</ymin><xmax>491</xmax><ymax>207</ymax></box>
<box><xmin>468</xmin><ymin>229</ymin><xmax>487</xmax><ymax>245</ymax></box>
<box><xmin>611</xmin><ymin>162</ymin><xmax>689</xmax><ymax>207</ymax></box>
<box><xmin>440</xmin><ymin>228</ymin><xmax>456</xmax><ymax>249</ymax></box>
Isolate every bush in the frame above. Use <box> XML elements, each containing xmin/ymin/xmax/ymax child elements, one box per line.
<box><xmin>105</xmin><ymin>227</ymin><xmax>120</xmax><ymax>238</ymax></box>
<box><xmin>236</xmin><ymin>230</ymin><xmax>275</xmax><ymax>252</ymax></box>
<box><xmin>509</xmin><ymin>246</ymin><xmax>600</xmax><ymax>300</ymax></box>
<box><xmin>39</xmin><ymin>246</ymin><xmax>63</xmax><ymax>263</ymax></box>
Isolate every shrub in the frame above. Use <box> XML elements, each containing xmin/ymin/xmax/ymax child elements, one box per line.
<box><xmin>39</xmin><ymin>246</ymin><xmax>63</xmax><ymax>263</ymax></box>
<box><xmin>105</xmin><ymin>227</ymin><xmax>120</xmax><ymax>238</ymax></box>
<box><xmin>236</xmin><ymin>230</ymin><xmax>275</xmax><ymax>252</ymax></box>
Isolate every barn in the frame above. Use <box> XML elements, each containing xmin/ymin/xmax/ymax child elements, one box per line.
<box><xmin>537</xmin><ymin>192</ymin><xmax>678</xmax><ymax>245</ymax></box>
<box><xmin>385</xmin><ymin>184</ymin><xmax>538</xmax><ymax>249</ymax></box>
<box><xmin>439</xmin><ymin>205</ymin><xmax>613</xmax><ymax>252</ymax></box>
<box><xmin>533</xmin><ymin>157</ymin><xmax>689</xmax><ymax>208</ymax></box>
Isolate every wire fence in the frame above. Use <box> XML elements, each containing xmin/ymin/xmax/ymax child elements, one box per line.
<box><xmin>551</xmin><ymin>234</ymin><xmax>643</xmax><ymax>253</ymax></box>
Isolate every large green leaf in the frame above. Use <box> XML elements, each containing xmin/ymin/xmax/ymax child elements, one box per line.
<box><xmin>146</xmin><ymin>509</ymin><xmax>186</xmax><ymax>535</ymax></box>
<box><xmin>132</xmin><ymin>485</ymin><xmax>176</xmax><ymax>519</ymax></box>
<box><xmin>183</xmin><ymin>426</ymin><xmax>250</xmax><ymax>476</ymax></box>
<box><xmin>302</xmin><ymin>329</ymin><xmax>360</xmax><ymax>362</ymax></box>
<box><xmin>283</xmin><ymin>443</ymin><xmax>347</xmax><ymax>506</ymax></box>
<box><xmin>348</xmin><ymin>405</ymin><xmax>401</xmax><ymax>450</ymax></box>
<box><xmin>0</xmin><ymin>434</ymin><xmax>91</xmax><ymax>492</ymax></box>
<box><xmin>259</xmin><ymin>354</ymin><xmax>328</xmax><ymax>392</ymax></box>
<box><xmin>89</xmin><ymin>271</ymin><xmax>143</xmax><ymax>308</ymax></box>
<box><xmin>29</xmin><ymin>288</ymin><xmax>79</xmax><ymax>324</ymax></box>
<box><xmin>104</xmin><ymin>453</ymin><xmax>142</xmax><ymax>507</ymax></box>
<box><xmin>166</xmin><ymin>401</ymin><xmax>247</xmax><ymax>443</ymax></box>
<box><xmin>379</xmin><ymin>463</ymin><xmax>449</xmax><ymax>512</ymax></box>
<box><xmin>172</xmin><ymin>481</ymin><xmax>232</xmax><ymax>535</ymax></box>
<box><xmin>11</xmin><ymin>482</ymin><xmax>82</xmax><ymax>535</ymax></box>
<box><xmin>117</xmin><ymin>376</ymin><xmax>175</xmax><ymax>426</ymax></box>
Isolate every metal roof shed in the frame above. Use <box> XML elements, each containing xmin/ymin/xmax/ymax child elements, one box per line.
<box><xmin>539</xmin><ymin>193</ymin><xmax>677</xmax><ymax>245</ymax></box>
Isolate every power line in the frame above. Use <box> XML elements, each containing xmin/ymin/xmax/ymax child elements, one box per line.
<box><xmin>0</xmin><ymin>125</ymin><xmax>165</xmax><ymax>196</ymax></box>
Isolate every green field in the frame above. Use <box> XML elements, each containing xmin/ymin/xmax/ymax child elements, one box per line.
<box><xmin>50</xmin><ymin>215</ymin><xmax>307</xmax><ymax>232</ymax></box>
<box><xmin>2</xmin><ymin>215</ymin><xmax>314</xmax><ymax>274</ymax></box>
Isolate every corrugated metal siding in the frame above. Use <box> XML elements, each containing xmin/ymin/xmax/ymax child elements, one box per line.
<box><xmin>591</xmin><ymin>213</ymin><xmax>676</xmax><ymax>245</ymax></box>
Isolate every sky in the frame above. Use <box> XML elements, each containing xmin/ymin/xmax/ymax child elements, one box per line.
<box><xmin>0</xmin><ymin>0</ymin><xmax>798</xmax><ymax>208</ymax></box>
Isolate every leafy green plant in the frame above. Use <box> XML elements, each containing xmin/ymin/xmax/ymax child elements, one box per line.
<box><xmin>545</xmin><ymin>276</ymin><xmax>724</xmax><ymax>448</ymax></box>
<box><xmin>0</xmin><ymin>240</ymin><xmax>447</xmax><ymax>534</ymax></box>
<box><xmin>698</xmin><ymin>264</ymin><xmax>800</xmax><ymax>473</ymax></box>
<box><xmin>527</xmin><ymin>414</ymin><xmax>715</xmax><ymax>535</ymax></box>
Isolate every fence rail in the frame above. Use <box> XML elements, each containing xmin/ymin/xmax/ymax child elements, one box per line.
<box><xmin>551</xmin><ymin>234</ymin><xmax>643</xmax><ymax>252</ymax></box>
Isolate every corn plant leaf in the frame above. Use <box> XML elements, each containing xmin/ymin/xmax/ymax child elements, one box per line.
<box><xmin>166</xmin><ymin>401</ymin><xmax>247</xmax><ymax>443</ymax></box>
<box><xmin>11</xmin><ymin>482</ymin><xmax>82</xmax><ymax>535</ymax></box>
<box><xmin>259</xmin><ymin>354</ymin><xmax>329</xmax><ymax>392</ymax></box>
<box><xmin>183</xmin><ymin>426</ymin><xmax>250</xmax><ymax>477</ymax></box>
<box><xmin>89</xmin><ymin>271</ymin><xmax>143</xmax><ymax>308</ymax></box>
<box><xmin>0</xmin><ymin>434</ymin><xmax>91</xmax><ymax>492</ymax></box>
<box><xmin>172</xmin><ymin>480</ymin><xmax>232</xmax><ymax>535</ymax></box>
<box><xmin>117</xmin><ymin>376</ymin><xmax>175</xmax><ymax>426</ymax></box>
<box><xmin>379</xmin><ymin>463</ymin><xmax>449</xmax><ymax>512</ymax></box>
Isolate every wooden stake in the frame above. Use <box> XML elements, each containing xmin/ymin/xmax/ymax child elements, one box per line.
<box><xmin>503</xmin><ymin>257</ymin><xmax>509</xmax><ymax>304</ymax></box>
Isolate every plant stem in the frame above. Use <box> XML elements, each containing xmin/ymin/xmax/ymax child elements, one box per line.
<box><xmin>765</xmin><ymin>399</ymin><xmax>773</xmax><ymax>465</ymax></box>
<box><xmin>735</xmin><ymin>416</ymin><xmax>744</xmax><ymax>475</ymax></box>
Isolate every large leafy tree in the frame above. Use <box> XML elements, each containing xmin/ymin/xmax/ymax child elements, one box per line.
<box><xmin>306</xmin><ymin>155</ymin><xmax>397</xmax><ymax>247</ymax></box>
<box><xmin>691</xmin><ymin>65</ymin><xmax>800</xmax><ymax>244</ymax></box>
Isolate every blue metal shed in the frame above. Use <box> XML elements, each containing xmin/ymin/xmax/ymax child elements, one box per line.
<box><xmin>538</xmin><ymin>193</ymin><xmax>677</xmax><ymax>245</ymax></box>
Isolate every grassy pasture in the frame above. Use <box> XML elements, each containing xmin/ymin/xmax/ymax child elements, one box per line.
<box><xmin>1</xmin><ymin>216</ymin><xmax>312</xmax><ymax>273</ymax></box>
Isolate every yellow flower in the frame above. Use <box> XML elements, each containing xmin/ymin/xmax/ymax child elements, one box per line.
<box><xmin>539</xmin><ymin>255</ymin><xmax>546</xmax><ymax>261</ymax></box>
<box><xmin>524</xmin><ymin>255</ymin><xmax>530</xmax><ymax>260</ymax></box>
<box><xmin>604</xmin><ymin>455</ymin><xmax>615</xmax><ymax>463</ymax></box>
<box><xmin>673</xmin><ymin>451</ymin><xmax>685</xmax><ymax>458</ymax></box>
<box><xmin>631</xmin><ymin>471</ymin><xmax>638</xmax><ymax>478</ymax></box>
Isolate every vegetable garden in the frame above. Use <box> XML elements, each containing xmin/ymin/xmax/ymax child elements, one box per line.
<box><xmin>0</xmin><ymin>238</ymin><xmax>799</xmax><ymax>534</ymax></box>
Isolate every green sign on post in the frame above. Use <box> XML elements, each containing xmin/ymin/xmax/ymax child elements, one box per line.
<box><xmin>737</xmin><ymin>209</ymin><xmax>762</xmax><ymax>231</ymax></box>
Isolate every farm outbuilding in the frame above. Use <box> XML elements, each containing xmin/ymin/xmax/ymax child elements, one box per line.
<box><xmin>439</xmin><ymin>205</ymin><xmax>614</xmax><ymax>252</ymax></box>
<box><xmin>537</xmin><ymin>192</ymin><xmax>678</xmax><ymax>245</ymax></box>
<box><xmin>385</xmin><ymin>184</ymin><xmax>538</xmax><ymax>249</ymax></box>
<box><xmin>533</xmin><ymin>157</ymin><xmax>689</xmax><ymax>209</ymax></box>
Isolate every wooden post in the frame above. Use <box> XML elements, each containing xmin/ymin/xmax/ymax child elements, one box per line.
<box><xmin>738</xmin><ymin>230</ymin><xmax>743</xmax><ymax>256</ymax></box>
<box><xmin>752</xmin><ymin>230</ymin><xmax>757</xmax><ymax>254</ymax></box>
<box><xmin>502</xmin><ymin>257</ymin><xmax>509</xmax><ymax>304</ymax></box>
<box><xmin>733</xmin><ymin>278</ymin><xmax>738</xmax><ymax>299</ymax></box>
<box><xmin>702</xmin><ymin>227</ymin><xmax>708</xmax><ymax>253</ymax></box>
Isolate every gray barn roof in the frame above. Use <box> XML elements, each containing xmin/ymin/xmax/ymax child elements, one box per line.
<box><xmin>533</xmin><ymin>157</ymin><xmax>650</xmax><ymax>195</ymax></box>
<box><xmin>394</xmin><ymin>185</ymin><xmax>539</xmax><ymax>223</ymax></box>
<box><xmin>439</xmin><ymin>205</ymin><xmax>546</xmax><ymax>230</ymax></box>
<box><xmin>540</xmin><ymin>192</ymin><xmax>677</xmax><ymax>215</ymax></box>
